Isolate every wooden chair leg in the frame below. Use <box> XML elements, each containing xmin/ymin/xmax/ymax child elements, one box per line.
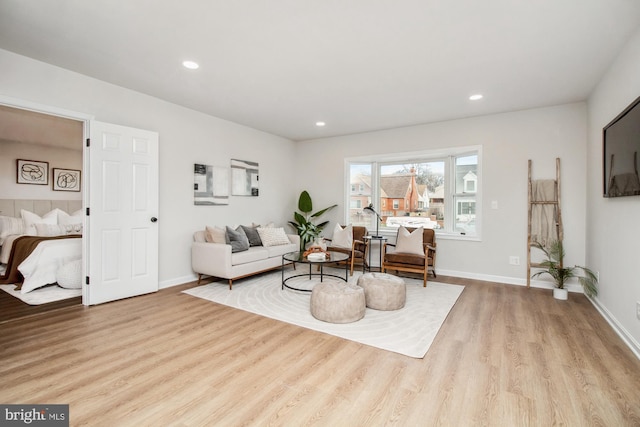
<box><xmin>197</xmin><ymin>274</ymin><xmax>203</xmax><ymax>285</ymax></box>
<box><xmin>228</xmin><ymin>279</ymin><xmax>233</xmax><ymax>290</ymax></box>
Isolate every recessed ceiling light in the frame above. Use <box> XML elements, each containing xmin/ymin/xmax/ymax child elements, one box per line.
<box><xmin>182</xmin><ymin>60</ymin><xmax>199</xmax><ymax>70</ymax></box>
<box><xmin>315</xmin><ymin>121</ymin><xmax>326</xmax><ymax>127</ymax></box>
<box><xmin>469</xmin><ymin>94</ymin><xmax>483</xmax><ymax>101</ymax></box>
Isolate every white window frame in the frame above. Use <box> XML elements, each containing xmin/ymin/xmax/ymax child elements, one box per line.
<box><xmin>345</xmin><ymin>145</ymin><xmax>482</xmax><ymax>240</ymax></box>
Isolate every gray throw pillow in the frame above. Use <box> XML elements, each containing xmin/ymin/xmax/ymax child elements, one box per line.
<box><xmin>226</xmin><ymin>226</ymin><xmax>250</xmax><ymax>252</ymax></box>
<box><xmin>240</xmin><ymin>225</ymin><xmax>262</xmax><ymax>246</ymax></box>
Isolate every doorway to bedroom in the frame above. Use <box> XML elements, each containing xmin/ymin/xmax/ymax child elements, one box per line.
<box><xmin>0</xmin><ymin>104</ymin><xmax>84</xmax><ymax>322</ymax></box>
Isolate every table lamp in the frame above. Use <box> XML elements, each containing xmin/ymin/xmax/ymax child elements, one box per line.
<box><xmin>363</xmin><ymin>203</ymin><xmax>382</xmax><ymax>238</ymax></box>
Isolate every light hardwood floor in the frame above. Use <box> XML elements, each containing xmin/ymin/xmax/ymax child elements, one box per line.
<box><xmin>1</xmin><ymin>274</ymin><xmax>639</xmax><ymax>426</ymax></box>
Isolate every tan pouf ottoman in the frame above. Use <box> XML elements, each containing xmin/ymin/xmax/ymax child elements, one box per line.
<box><xmin>310</xmin><ymin>280</ymin><xmax>366</xmax><ymax>323</ymax></box>
<box><xmin>357</xmin><ymin>272</ymin><xmax>406</xmax><ymax>310</ymax></box>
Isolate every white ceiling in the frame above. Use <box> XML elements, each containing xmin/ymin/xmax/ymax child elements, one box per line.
<box><xmin>0</xmin><ymin>0</ymin><xmax>639</xmax><ymax>141</ymax></box>
<box><xmin>0</xmin><ymin>105</ymin><xmax>83</xmax><ymax>150</ymax></box>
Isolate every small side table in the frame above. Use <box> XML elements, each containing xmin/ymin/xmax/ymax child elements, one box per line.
<box><xmin>363</xmin><ymin>235</ymin><xmax>387</xmax><ymax>272</ymax></box>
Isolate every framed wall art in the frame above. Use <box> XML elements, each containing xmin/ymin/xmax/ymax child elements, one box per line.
<box><xmin>231</xmin><ymin>159</ymin><xmax>259</xmax><ymax>196</ymax></box>
<box><xmin>194</xmin><ymin>163</ymin><xmax>229</xmax><ymax>205</ymax></box>
<box><xmin>53</xmin><ymin>168</ymin><xmax>81</xmax><ymax>192</ymax></box>
<box><xmin>17</xmin><ymin>159</ymin><xmax>49</xmax><ymax>185</ymax></box>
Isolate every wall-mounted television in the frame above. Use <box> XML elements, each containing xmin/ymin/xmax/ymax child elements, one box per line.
<box><xmin>603</xmin><ymin>95</ymin><xmax>640</xmax><ymax>197</ymax></box>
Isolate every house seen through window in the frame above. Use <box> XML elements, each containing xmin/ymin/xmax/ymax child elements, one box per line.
<box><xmin>348</xmin><ymin>148</ymin><xmax>480</xmax><ymax>237</ymax></box>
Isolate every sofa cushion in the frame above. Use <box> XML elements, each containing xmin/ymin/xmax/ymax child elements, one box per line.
<box><xmin>226</xmin><ymin>226</ymin><xmax>250</xmax><ymax>253</ymax></box>
<box><xmin>265</xmin><ymin>240</ymin><xmax>298</xmax><ymax>258</ymax></box>
<box><xmin>240</xmin><ymin>225</ymin><xmax>263</xmax><ymax>246</ymax></box>
<box><xmin>231</xmin><ymin>246</ymin><xmax>269</xmax><ymax>266</ymax></box>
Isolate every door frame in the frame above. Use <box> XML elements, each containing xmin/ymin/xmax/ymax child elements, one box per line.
<box><xmin>0</xmin><ymin>95</ymin><xmax>93</xmax><ymax>304</ymax></box>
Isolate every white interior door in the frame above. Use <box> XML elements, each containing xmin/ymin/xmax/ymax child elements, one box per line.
<box><xmin>86</xmin><ymin>121</ymin><xmax>159</xmax><ymax>305</ymax></box>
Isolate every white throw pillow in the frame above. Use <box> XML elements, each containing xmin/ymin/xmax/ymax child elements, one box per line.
<box><xmin>331</xmin><ymin>224</ymin><xmax>353</xmax><ymax>249</ymax></box>
<box><xmin>205</xmin><ymin>225</ymin><xmax>227</xmax><ymax>244</ymax></box>
<box><xmin>0</xmin><ymin>215</ymin><xmax>25</xmax><ymax>245</ymax></box>
<box><xmin>21</xmin><ymin>209</ymin><xmax>58</xmax><ymax>236</ymax></box>
<box><xmin>35</xmin><ymin>223</ymin><xmax>68</xmax><ymax>237</ymax></box>
<box><xmin>256</xmin><ymin>227</ymin><xmax>291</xmax><ymax>247</ymax></box>
<box><xmin>57</xmin><ymin>209</ymin><xmax>83</xmax><ymax>225</ymax></box>
<box><xmin>395</xmin><ymin>226</ymin><xmax>424</xmax><ymax>255</ymax></box>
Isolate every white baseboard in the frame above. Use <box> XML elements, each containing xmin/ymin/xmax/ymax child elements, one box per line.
<box><xmin>436</xmin><ymin>268</ymin><xmax>584</xmax><ymax>293</ymax></box>
<box><xmin>160</xmin><ymin>274</ymin><xmax>198</xmax><ymax>289</ymax></box>
<box><xmin>589</xmin><ymin>297</ymin><xmax>640</xmax><ymax>361</ymax></box>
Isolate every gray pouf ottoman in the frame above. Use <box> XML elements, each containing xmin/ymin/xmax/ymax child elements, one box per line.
<box><xmin>310</xmin><ymin>280</ymin><xmax>366</xmax><ymax>323</ymax></box>
<box><xmin>357</xmin><ymin>272</ymin><xmax>406</xmax><ymax>310</ymax></box>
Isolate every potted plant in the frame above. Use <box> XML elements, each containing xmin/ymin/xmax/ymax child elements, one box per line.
<box><xmin>288</xmin><ymin>190</ymin><xmax>337</xmax><ymax>251</ymax></box>
<box><xmin>530</xmin><ymin>240</ymin><xmax>598</xmax><ymax>300</ymax></box>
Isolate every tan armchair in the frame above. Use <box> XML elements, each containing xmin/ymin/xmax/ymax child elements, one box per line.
<box><xmin>325</xmin><ymin>225</ymin><xmax>368</xmax><ymax>275</ymax></box>
<box><xmin>382</xmin><ymin>227</ymin><xmax>436</xmax><ymax>287</ymax></box>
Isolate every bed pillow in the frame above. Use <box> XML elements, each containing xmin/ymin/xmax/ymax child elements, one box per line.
<box><xmin>0</xmin><ymin>216</ymin><xmax>25</xmax><ymax>245</ymax></box>
<box><xmin>21</xmin><ymin>209</ymin><xmax>58</xmax><ymax>236</ymax></box>
<box><xmin>35</xmin><ymin>223</ymin><xmax>68</xmax><ymax>237</ymax></box>
<box><xmin>331</xmin><ymin>224</ymin><xmax>353</xmax><ymax>249</ymax></box>
<box><xmin>225</xmin><ymin>226</ymin><xmax>250</xmax><ymax>253</ymax></box>
<box><xmin>256</xmin><ymin>227</ymin><xmax>291</xmax><ymax>247</ymax></box>
<box><xmin>57</xmin><ymin>209</ymin><xmax>83</xmax><ymax>226</ymax></box>
<box><xmin>394</xmin><ymin>226</ymin><xmax>424</xmax><ymax>255</ymax></box>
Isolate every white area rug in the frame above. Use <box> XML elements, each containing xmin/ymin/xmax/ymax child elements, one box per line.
<box><xmin>0</xmin><ymin>284</ymin><xmax>81</xmax><ymax>305</ymax></box>
<box><xmin>183</xmin><ymin>270</ymin><xmax>464</xmax><ymax>358</ymax></box>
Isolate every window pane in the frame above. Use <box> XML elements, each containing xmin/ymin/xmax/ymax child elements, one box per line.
<box><xmin>456</xmin><ymin>155</ymin><xmax>477</xmax><ymax>194</ymax></box>
<box><xmin>454</xmin><ymin>154</ymin><xmax>477</xmax><ymax>235</ymax></box>
<box><xmin>349</xmin><ymin>164</ymin><xmax>372</xmax><ymax>228</ymax></box>
<box><xmin>379</xmin><ymin>162</ymin><xmax>443</xmax><ymax>231</ymax></box>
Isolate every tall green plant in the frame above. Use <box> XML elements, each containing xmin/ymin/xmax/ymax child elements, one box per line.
<box><xmin>288</xmin><ymin>191</ymin><xmax>337</xmax><ymax>251</ymax></box>
<box><xmin>531</xmin><ymin>240</ymin><xmax>598</xmax><ymax>297</ymax></box>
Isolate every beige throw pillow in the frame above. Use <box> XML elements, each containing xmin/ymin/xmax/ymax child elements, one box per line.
<box><xmin>257</xmin><ymin>227</ymin><xmax>291</xmax><ymax>247</ymax></box>
<box><xmin>394</xmin><ymin>226</ymin><xmax>424</xmax><ymax>255</ymax></box>
<box><xmin>331</xmin><ymin>224</ymin><xmax>353</xmax><ymax>249</ymax></box>
<box><xmin>205</xmin><ymin>225</ymin><xmax>227</xmax><ymax>244</ymax></box>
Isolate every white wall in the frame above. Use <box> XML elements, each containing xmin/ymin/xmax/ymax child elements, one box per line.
<box><xmin>0</xmin><ymin>49</ymin><xmax>296</xmax><ymax>287</ymax></box>
<box><xmin>0</xmin><ymin>140</ymin><xmax>82</xmax><ymax>200</ymax></box>
<box><xmin>296</xmin><ymin>103</ymin><xmax>588</xmax><ymax>285</ymax></box>
<box><xmin>587</xmin><ymin>26</ymin><xmax>640</xmax><ymax>353</ymax></box>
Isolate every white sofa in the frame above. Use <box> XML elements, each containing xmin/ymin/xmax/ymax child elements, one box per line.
<box><xmin>191</xmin><ymin>230</ymin><xmax>300</xmax><ymax>289</ymax></box>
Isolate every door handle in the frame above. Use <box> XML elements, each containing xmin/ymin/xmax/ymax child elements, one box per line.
<box><xmin>151</xmin><ymin>217</ymin><xmax>158</xmax><ymax>223</ymax></box>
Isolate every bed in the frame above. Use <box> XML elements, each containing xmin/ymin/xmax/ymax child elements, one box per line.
<box><xmin>0</xmin><ymin>199</ymin><xmax>83</xmax><ymax>295</ymax></box>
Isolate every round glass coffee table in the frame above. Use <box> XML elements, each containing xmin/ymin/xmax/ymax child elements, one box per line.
<box><xmin>281</xmin><ymin>251</ymin><xmax>350</xmax><ymax>292</ymax></box>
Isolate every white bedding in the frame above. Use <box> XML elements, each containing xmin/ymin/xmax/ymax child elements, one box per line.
<box><xmin>17</xmin><ymin>238</ymin><xmax>82</xmax><ymax>294</ymax></box>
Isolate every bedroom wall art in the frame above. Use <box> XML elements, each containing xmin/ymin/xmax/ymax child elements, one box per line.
<box><xmin>53</xmin><ymin>168</ymin><xmax>81</xmax><ymax>192</ymax></box>
<box><xmin>194</xmin><ymin>163</ymin><xmax>229</xmax><ymax>205</ymax></box>
<box><xmin>231</xmin><ymin>159</ymin><xmax>259</xmax><ymax>196</ymax></box>
<box><xmin>16</xmin><ymin>159</ymin><xmax>48</xmax><ymax>185</ymax></box>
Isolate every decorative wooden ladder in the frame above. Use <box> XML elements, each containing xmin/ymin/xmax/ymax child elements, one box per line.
<box><xmin>527</xmin><ymin>158</ymin><xmax>563</xmax><ymax>288</ymax></box>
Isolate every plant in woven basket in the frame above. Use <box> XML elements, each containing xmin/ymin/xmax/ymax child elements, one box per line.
<box><xmin>288</xmin><ymin>190</ymin><xmax>336</xmax><ymax>251</ymax></box>
<box><xmin>531</xmin><ymin>240</ymin><xmax>598</xmax><ymax>298</ymax></box>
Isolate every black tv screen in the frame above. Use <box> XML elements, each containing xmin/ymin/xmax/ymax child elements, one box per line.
<box><xmin>603</xmin><ymin>95</ymin><xmax>640</xmax><ymax>197</ymax></box>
